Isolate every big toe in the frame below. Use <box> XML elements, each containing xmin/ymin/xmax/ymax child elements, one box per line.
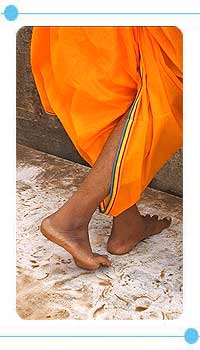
<box><xmin>154</xmin><ymin>216</ymin><xmax>172</xmax><ymax>233</ymax></box>
<box><xmin>94</xmin><ymin>254</ymin><xmax>111</xmax><ymax>267</ymax></box>
<box><xmin>74</xmin><ymin>254</ymin><xmax>111</xmax><ymax>271</ymax></box>
<box><xmin>161</xmin><ymin>216</ymin><xmax>172</xmax><ymax>228</ymax></box>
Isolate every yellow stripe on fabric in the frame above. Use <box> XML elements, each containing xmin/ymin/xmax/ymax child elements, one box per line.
<box><xmin>99</xmin><ymin>85</ymin><xmax>142</xmax><ymax>215</ymax></box>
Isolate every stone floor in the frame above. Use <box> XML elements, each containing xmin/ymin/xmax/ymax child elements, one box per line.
<box><xmin>16</xmin><ymin>144</ymin><xmax>183</xmax><ymax>320</ymax></box>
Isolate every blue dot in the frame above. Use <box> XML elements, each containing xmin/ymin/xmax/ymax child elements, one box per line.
<box><xmin>184</xmin><ymin>328</ymin><xmax>199</xmax><ymax>344</ymax></box>
<box><xmin>4</xmin><ymin>5</ymin><xmax>19</xmax><ymax>21</ymax></box>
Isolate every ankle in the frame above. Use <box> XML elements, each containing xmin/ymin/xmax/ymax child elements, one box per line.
<box><xmin>49</xmin><ymin>204</ymin><xmax>89</xmax><ymax>232</ymax></box>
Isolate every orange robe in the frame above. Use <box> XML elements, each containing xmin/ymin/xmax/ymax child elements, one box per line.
<box><xmin>31</xmin><ymin>26</ymin><xmax>182</xmax><ymax>217</ymax></box>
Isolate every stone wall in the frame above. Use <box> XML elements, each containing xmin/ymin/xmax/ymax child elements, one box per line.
<box><xmin>16</xmin><ymin>27</ymin><xmax>182</xmax><ymax>197</ymax></box>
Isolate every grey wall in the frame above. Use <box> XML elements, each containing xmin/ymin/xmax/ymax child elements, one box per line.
<box><xmin>16</xmin><ymin>26</ymin><xmax>87</xmax><ymax>166</ymax></box>
<box><xmin>16</xmin><ymin>27</ymin><xmax>182</xmax><ymax>197</ymax></box>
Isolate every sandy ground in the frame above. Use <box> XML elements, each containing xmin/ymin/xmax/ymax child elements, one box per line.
<box><xmin>16</xmin><ymin>144</ymin><xmax>183</xmax><ymax>320</ymax></box>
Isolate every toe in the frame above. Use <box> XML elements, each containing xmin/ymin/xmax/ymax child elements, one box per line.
<box><xmin>74</xmin><ymin>254</ymin><xmax>111</xmax><ymax>270</ymax></box>
<box><xmin>94</xmin><ymin>254</ymin><xmax>111</xmax><ymax>267</ymax></box>
<box><xmin>152</xmin><ymin>214</ymin><xmax>159</xmax><ymax>220</ymax></box>
<box><xmin>156</xmin><ymin>216</ymin><xmax>172</xmax><ymax>232</ymax></box>
<box><xmin>163</xmin><ymin>216</ymin><xmax>172</xmax><ymax>227</ymax></box>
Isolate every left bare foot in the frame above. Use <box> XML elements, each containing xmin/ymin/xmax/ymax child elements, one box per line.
<box><xmin>107</xmin><ymin>205</ymin><xmax>171</xmax><ymax>255</ymax></box>
<box><xmin>40</xmin><ymin>208</ymin><xmax>111</xmax><ymax>271</ymax></box>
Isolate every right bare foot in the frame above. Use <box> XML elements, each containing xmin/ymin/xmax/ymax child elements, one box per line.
<box><xmin>40</xmin><ymin>215</ymin><xmax>111</xmax><ymax>271</ymax></box>
<box><xmin>107</xmin><ymin>205</ymin><xmax>172</xmax><ymax>255</ymax></box>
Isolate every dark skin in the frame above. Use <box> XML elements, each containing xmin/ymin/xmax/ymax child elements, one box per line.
<box><xmin>41</xmin><ymin>110</ymin><xmax>171</xmax><ymax>270</ymax></box>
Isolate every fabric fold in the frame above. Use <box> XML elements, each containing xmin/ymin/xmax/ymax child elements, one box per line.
<box><xmin>31</xmin><ymin>26</ymin><xmax>183</xmax><ymax>216</ymax></box>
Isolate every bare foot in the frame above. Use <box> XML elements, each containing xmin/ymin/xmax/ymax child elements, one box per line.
<box><xmin>40</xmin><ymin>215</ymin><xmax>111</xmax><ymax>270</ymax></box>
<box><xmin>107</xmin><ymin>205</ymin><xmax>172</xmax><ymax>255</ymax></box>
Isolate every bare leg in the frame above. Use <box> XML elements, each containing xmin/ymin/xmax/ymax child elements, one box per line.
<box><xmin>41</xmin><ymin>108</ymin><xmax>171</xmax><ymax>270</ymax></box>
<box><xmin>41</xmin><ymin>111</ymin><xmax>129</xmax><ymax>270</ymax></box>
